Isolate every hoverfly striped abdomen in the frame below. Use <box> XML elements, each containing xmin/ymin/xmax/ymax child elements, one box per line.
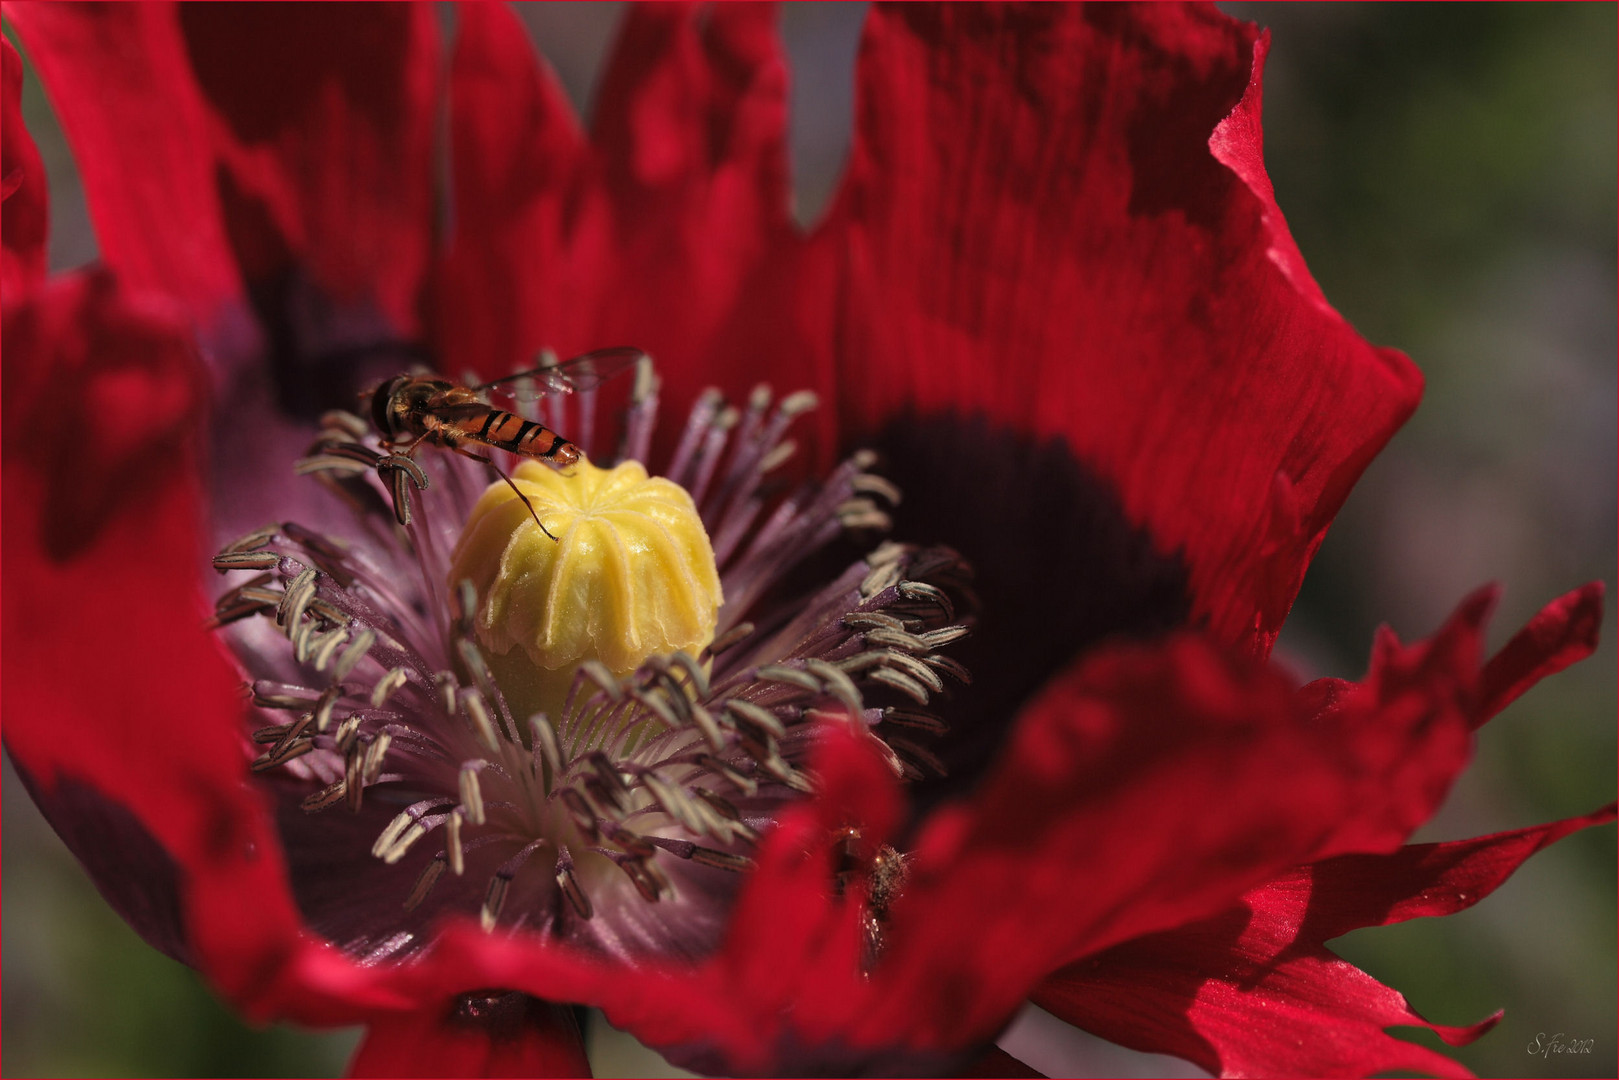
<box><xmin>468</xmin><ymin>409</ymin><xmax>580</xmax><ymax>467</ymax></box>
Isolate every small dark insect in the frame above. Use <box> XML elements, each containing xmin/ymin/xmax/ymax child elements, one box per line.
<box><xmin>365</xmin><ymin>347</ymin><xmax>649</xmax><ymax>539</ymax></box>
<box><xmin>832</xmin><ymin>825</ymin><xmax>910</xmax><ymax>969</ymax></box>
<box><xmin>861</xmin><ymin>844</ymin><xmax>909</xmax><ymax>968</ymax></box>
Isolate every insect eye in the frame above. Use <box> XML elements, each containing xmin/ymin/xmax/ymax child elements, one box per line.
<box><xmin>370</xmin><ymin>378</ymin><xmax>403</xmax><ymax>436</ymax></box>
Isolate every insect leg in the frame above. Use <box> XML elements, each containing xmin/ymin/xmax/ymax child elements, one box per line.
<box><xmin>453</xmin><ymin>446</ymin><xmax>558</xmax><ymax>541</ymax></box>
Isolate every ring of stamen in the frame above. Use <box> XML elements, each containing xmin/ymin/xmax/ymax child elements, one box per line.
<box><xmin>215</xmin><ymin>361</ymin><xmax>975</xmax><ymax>965</ymax></box>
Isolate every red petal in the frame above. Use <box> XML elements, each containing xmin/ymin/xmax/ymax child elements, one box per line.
<box><xmin>10</xmin><ymin>2</ymin><xmax>437</xmax><ymax>335</ymax></box>
<box><xmin>1476</xmin><ymin>582</ymin><xmax>1604</xmax><ymax>727</ymax></box>
<box><xmin>1035</xmin><ymin>917</ymin><xmax>1495</xmax><ymax>1079</ymax></box>
<box><xmin>1300</xmin><ymin>588</ymin><xmax>1493</xmax><ymax>859</ymax></box>
<box><xmin>852</xmin><ymin>623</ymin><xmax>1473</xmax><ymax>1049</ymax></box>
<box><xmin>435</xmin><ymin>0</ymin><xmax>590</xmax><ymax>383</ymax></box>
<box><xmin>0</xmin><ymin>268</ymin><xmax>415</xmax><ymax>1027</ymax></box>
<box><xmin>436</xmin><ymin>3</ymin><xmax>833</xmax><ymax>459</ymax></box>
<box><xmin>0</xmin><ymin>270</ymin><xmax>281</xmax><ymax>977</ymax></box>
<box><xmin>1033</xmin><ymin>806</ymin><xmax>1616</xmax><ymax>1078</ymax></box>
<box><xmin>1298</xmin><ymin>584</ymin><xmax>1609</xmax><ymax>854</ymax></box>
<box><xmin>712</xmin><ymin>726</ymin><xmax>897</xmax><ymax>1038</ymax></box>
<box><xmin>1287</xmin><ymin>801</ymin><xmax>1618</xmax><ymax>934</ymax></box>
<box><xmin>831</xmin><ymin>5</ymin><xmax>1422</xmax><ymax>655</ymax></box>
<box><xmin>595</xmin><ymin>3</ymin><xmax>787</xmax><ymax>200</ymax></box>
<box><xmin>2</xmin><ymin>37</ymin><xmax>48</xmax><ymax>299</ymax></box>
<box><xmin>180</xmin><ymin>2</ymin><xmax>438</xmax><ymax>333</ymax></box>
<box><xmin>8</xmin><ymin>4</ymin><xmax>239</xmax><ymax>314</ymax></box>
<box><xmin>2</xmin><ymin>269</ymin><xmax>208</xmax><ymax>557</ymax></box>
<box><xmin>349</xmin><ymin>996</ymin><xmax>590</xmax><ymax>1079</ymax></box>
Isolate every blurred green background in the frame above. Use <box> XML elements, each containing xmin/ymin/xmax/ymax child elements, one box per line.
<box><xmin>4</xmin><ymin>4</ymin><xmax>1613</xmax><ymax>1077</ymax></box>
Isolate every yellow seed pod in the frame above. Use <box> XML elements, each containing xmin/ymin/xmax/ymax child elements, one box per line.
<box><xmin>449</xmin><ymin>458</ymin><xmax>722</xmax><ymax>718</ymax></box>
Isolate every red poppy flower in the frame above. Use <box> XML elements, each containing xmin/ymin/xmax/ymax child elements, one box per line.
<box><xmin>3</xmin><ymin>4</ymin><xmax>1612</xmax><ymax>1077</ymax></box>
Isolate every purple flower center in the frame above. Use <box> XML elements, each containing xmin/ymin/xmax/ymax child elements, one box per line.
<box><xmin>210</xmin><ymin>354</ymin><xmax>974</xmax><ymax>965</ymax></box>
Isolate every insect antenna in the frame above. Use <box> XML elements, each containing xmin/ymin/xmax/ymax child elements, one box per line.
<box><xmin>453</xmin><ymin>446</ymin><xmax>558</xmax><ymax>541</ymax></box>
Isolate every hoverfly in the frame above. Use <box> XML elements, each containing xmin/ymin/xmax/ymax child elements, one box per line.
<box><xmin>364</xmin><ymin>346</ymin><xmax>650</xmax><ymax>539</ymax></box>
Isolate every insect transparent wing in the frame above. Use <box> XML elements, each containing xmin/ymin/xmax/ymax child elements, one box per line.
<box><xmin>474</xmin><ymin>347</ymin><xmax>649</xmax><ymax>401</ymax></box>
